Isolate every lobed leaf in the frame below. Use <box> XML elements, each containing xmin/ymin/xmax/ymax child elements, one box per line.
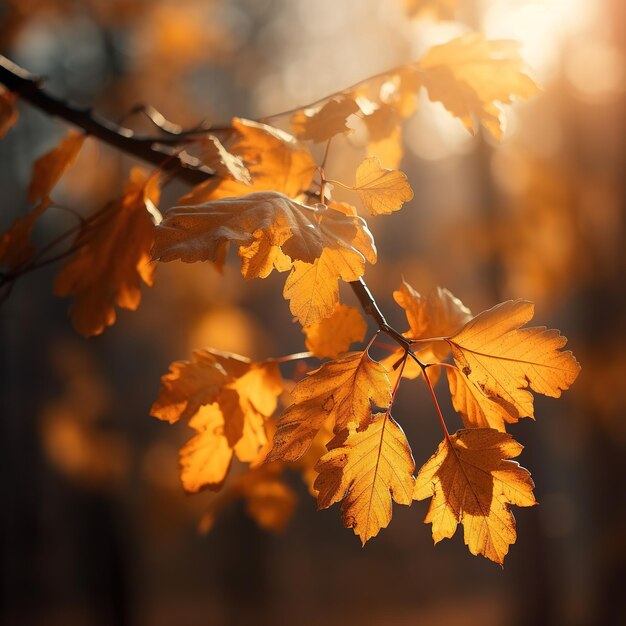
<box><xmin>267</xmin><ymin>351</ymin><xmax>391</xmax><ymax>462</ymax></box>
<box><xmin>446</xmin><ymin>299</ymin><xmax>581</xmax><ymax>425</ymax></box>
<box><xmin>415</xmin><ymin>428</ymin><xmax>536</xmax><ymax>564</ymax></box>
<box><xmin>315</xmin><ymin>413</ymin><xmax>415</xmax><ymax>544</ymax></box>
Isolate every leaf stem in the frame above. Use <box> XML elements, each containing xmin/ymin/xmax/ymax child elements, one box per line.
<box><xmin>421</xmin><ymin>364</ymin><xmax>451</xmax><ymax>441</ymax></box>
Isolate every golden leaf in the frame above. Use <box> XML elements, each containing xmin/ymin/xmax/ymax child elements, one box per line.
<box><xmin>54</xmin><ymin>168</ymin><xmax>160</xmax><ymax>337</ymax></box>
<box><xmin>446</xmin><ymin>366</ymin><xmax>518</xmax><ymax>432</ymax></box>
<box><xmin>152</xmin><ymin>349</ymin><xmax>284</xmax><ymax>493</ymax></box>
<box><xmin>0</xmin><ymin>86</ymin><xmax>18</xmax><ymax>139</ymax></box>
<box><xmin>417</xmin><ymin>33</ymin><xmax>540</xmax><ymax>139</ymax></box>
<box><xmin>153</xmin><ymin>191</ymin><xmax>376</xmax><ymax>283</ymax></box>
<box><xmin>291</xmin><ymin>95</ymin><xmax>360</xmax><ymax>143</ymax></box>
<box><xmin>382</xmin><ymin>280</ymin><xmax>471</xmax><ymax>380</ymax></box>
<box><xmin>180</xmin><ymin>404</ymin><xmax>234</xmax><ymax>492</ymax></box>
<box><xmin>354</xmin><ymin>157</ymin><xmax>413</xmax><ymax>215</ymax></box>
<box><xmin>447</xmin><ymin>300</ymin><xmax>581</xmax><ymax>422</ymax></box>
<box><xmin>0</xmin><ymin>199</ymin><xmax>50</xmax><ymax>269</ymax></box>
<box><xmin>267</xmin><ymin>351</ymin><xmax>391</xmax><ymax>462</ymax></box>
<box><xmin>414</xmin><ymin>428</ymin><xmax>536</xmax><ymax>565</ymax></box>
<box><xmin>315</xmin><ymin>413</ymin><xmax>415</xmax><ymax>544</ymax></box>
<box><xmin>180</xmin><ymin>118</ymin><xmax>316</xmax><ymax>204</ymax></box>
<box><xmin>199</xmin><ymin>134</ymin><xmax>251</xmax><ymax>184</ymax></box>
<box><xmin>303</xmin><ymin>303</ymin><xmax>367</xmax><ymax>359</ymax></box>
<box><xmin>283</xmin><ymin>241</ymin><xmax>374</xmax><ymax>327</ymax></box>
<box><xmin>28</xmin><ymin>130</ymin><xmax>86</xmax><ymax>203</ymax></box>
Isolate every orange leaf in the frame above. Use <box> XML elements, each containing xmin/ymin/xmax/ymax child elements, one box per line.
<box><xmin>315</xmin><ymin>413</ymin><xmax>415</xmax><ymax>544</ymax></box>
<box><xmin>267</xmin><ymin>351</ymin><xmax>390</xmax><ymax>462</ymax></box>
<box><xmin>417</xmin><ymin>34</ymin><xmax>540</xmax><ymax>139</ymax></box>
<box><xmin>354</xmin><ymin>156</ymin><xmax>413</xmax><ymax>215</ymax></box>
<box><xmin>303</xmin><ymin>303</ymin><xmax>367</xmax><ymax>359</ymax></box>
<box><xmin>381</xmin><ymin>280</ymin><xmax>471</xmax><ymax>379</ymax></box>
<box><xmin>53</xmin><ymin>168</ymin><xmax>160</xmax><ymax>337</ymax></box>
<box><xmin>414</xmin><ymin>428</ymin><xmax>536</xmax><ymax>565</ymax></box>
<box><xmin>447</xmin><ymin>300</ymin><xmax>581</xmax><ymax>423</ymax></box>
<box><xmin>0</xmin><ymin>86</ymin><xmax>18</xmax><ymax>139</ymax></box>
<box><xmin>28</xmin><ymin>131</ymin><xmax>85</xmax><ymax>203</ymax></box>
<box><xmin>152</xmin><ymin>349</ymin><xmax>284</xmax><ymax>493</ymax></box>
<box><xmin>199</xmin><ymin>134</ymin><xmax>251</xmax><ymax>184</ymax></box>
<box><xmin>180</xmin><ymin>118</ymin><xmax>316</xmax><ymax>204</ymax></box>
<box><xmin>0</xmin><ymin>199</ymin><xmax>50</xmax><ymax>269</ymax></box>
<box><xmin>291</xmin><ymin>95</ymin><xmax>360</xmax><ymax>143</ymax></box>
<box><xmin>153</xmin><ymin>191</ymin><xmax>376</xmax><ymax>283</ymax></box>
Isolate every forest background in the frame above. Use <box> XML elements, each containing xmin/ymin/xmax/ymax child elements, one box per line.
<box><xmin>1</xmin><ymin>0</ymin><xmax>625</xmax><ymax>625</ymax></box>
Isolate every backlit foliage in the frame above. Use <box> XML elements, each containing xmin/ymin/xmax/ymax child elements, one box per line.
<box><xmin>0</xmin><ymin>16</ymin><xmax>581</xmax><ymax>566</ymax></box>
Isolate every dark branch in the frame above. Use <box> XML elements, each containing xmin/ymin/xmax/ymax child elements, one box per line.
<box><xmin>0</xmin><ymin>55</ymin><xmax>409</xmax><ymax>346</ymax></box>
<box><xmin>0</xmin><ymin>55</ymin><xmax>215</xmax><ymax>185</ymax></box>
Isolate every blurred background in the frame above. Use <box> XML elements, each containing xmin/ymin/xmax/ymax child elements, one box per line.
<box><xmin>0</xmin><ymin>0</ymin><xmax>624</xmax><ymax>624</ymax></box>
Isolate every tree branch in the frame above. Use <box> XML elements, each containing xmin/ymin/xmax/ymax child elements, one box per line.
<box><xmin>0</xmin><ymin>55</ymin><xmax>410</xmax><ymax>347</ymax></box>
<box><xmin>0</xmin><ymin>55</ymin><xmax>214</xmax><ymax>185</ymax></box>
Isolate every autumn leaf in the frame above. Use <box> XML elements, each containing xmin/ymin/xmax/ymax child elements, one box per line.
<box><xmin>267</xmin><ymin>351</ymin><xmax>391</xmax><ymax>462</ymax></box>
<box><xmin>0</xmin><ymin>199</ymin><xmax>50</xmax><ymax>269</ymax></box>
<box><xmin>0</xmin><ymin>86</ymin><xmax>18</xmax><ymax>139</ymax></box>
<box><xmin>417</xmin><ymin>33</ymin><xmax>539</xmax><ymax>139</ymax></box>
<box><xmin>181</xmin><ymin>403</ymin><xmax>235</xmax><ymax>492</ymax></box>
<box><xmin>199</xmin><ymin>134</ymin><xmax>252</xmax><ymax>184</ymax></box>
<box><xmin>180</xmin><ymin>118</ymin><xmax>316</xmax><ymax>204</ymax></box>
<box><xmin>446</xmin><ymin>300</ymin><xmax>581</xmax><ymax>424</ymax></box>
<box><xmin>414</xmin><ymin>428</ymin><xmax>536</xmax><ymax>565</ymax></box>
<box><xmin>28</xmin><ymin>130</ymin><xmax>86</xmax><ymax>203</ymax></box>
<box><xmin>291</xmin><ymin>95</ymin><xmax>360</xmax><ymax>143</ymax></box>
<box><xmin>315</xmin><ymin>413</ymin><xmax>415</xmax><ymax>544</ymax></box>
<box><xmin>353</xmin><ymin>156</ymin><xmax>413</xmax><ymax>215</ymax></box>
<box><xmin>153</xmin><ymin>190</ymin><xmax>376</xmax><ymax>280</ymax></box>
<box><xmin>446</xmin><ymin>366</ymin><xmax>518</xmax><ymax>432</ymax></box>
<box><xmin>152</xmin><ymin>349</ymin><xmax>284</xmax><ymax>493</ymax></box>
<box><xmin>382</xmin><ymin>280</ymin><xmax>471</xmax><ymax>379</ymax></box>
<box><xmin>303</xmin><ymin>303</ymin><xmax>367</xmax><ymax>359</ymax></box>
<box><xmin>53</xmin><ymin>168</ymin><xmax>160</xmax><ymax>337</ymax></box>
<box><xmin>283</xmin><ymin>241</ymin><xmax>375</xmax><ymax>327</ymax></box>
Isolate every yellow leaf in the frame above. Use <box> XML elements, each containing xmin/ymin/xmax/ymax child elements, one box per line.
<box><xmin>447</xmin><ymin>300</ymin><xmax>581</xmax><ymax>421</ymax></box>
<box><xmin>151</xmin><ymin>349</ymin><xmax>232</xmax><ymax>424</ymax></box>
<box><xmin>28</xmin><ymin>131</ymin><xmax>86</xmax><ymax>203</ymax></box>
<box><xmin>414</xmin><ymin>428</ymin><xmax>536</xmax><ymax>565</ymax></box>
<box><xmin>382</xmin><ymin>280</ymin><xmax>471</xmax><ymax>379</ymax></box>
<box><xmin>180</xmin><ymin>404</ymin><xmax>234</xmax><ymax>492</ymax></box>
<box><xmin>283</xmin><ymin>241</ymin><xmax>374</xmax><ymax>327</ymax></box>
<box><xmin>0</xmin><ymin>86</ymin><xmax>18</xmax><ymax>139</ymax></box>
<box><xmin>446</xmin><ymin>366</ymin><xmax>518</xmax><ymax>432</ymax></box>
<box><xmin>267</xmin><ymin>351</ymin><xmax>391</xmax><ymax>462</ymax></box>
<box><xmin>417</xmin><ymin>33</ymin><xmax>540</xmax><ymax>139</ymax></box>
<box><xmin>303</xmin><ymin>303</ymin><xmax>367</xmax><ymax>359</ymax></box>
<box><xmin>152</xmin><ymin>349</ymin><xmax>284</xmax><ymax>493</ymax></box>
<box><xmin>53</xmin><ymin>168</ymin><xmax>160</xmax><ymax>337</ymax></box>
<box><xmin>315</xmin><ymin>413</ymin><xmax>415</xmax><ymax>544</ymax></box>
<box><xmin>180</xmin><ymin>118</ymin><xmax>316</xmax><ymax>204</ymax></box>
<box><xmin>291</xmin><ymin>95</ymin><xmax>360</xmax><ymax>143</ymax></box>
<box><xmin>153</xmin><ymin>191</ymin><xmax>377</xmax><ymax>283</ymax></box>
<box><xmin>354</xmin><ymin>157</ymin><xmax>413</xmax><ymax>215</ymax></box>
<box><xmin>0</xmin><ymin>199</ymin><xmax>50</xmax><ymax>269</ymax></box>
